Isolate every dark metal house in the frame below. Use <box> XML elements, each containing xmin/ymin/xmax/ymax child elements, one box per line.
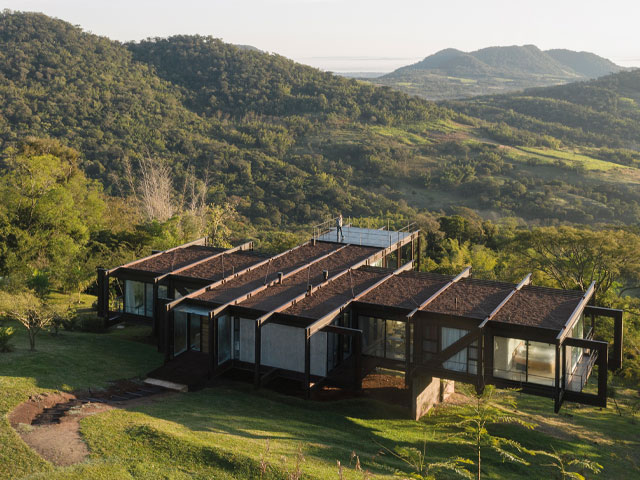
<box><xmin>97</xmin><ymin>223</ymin><xmax>623</xmax><ymax>417</ymax></box>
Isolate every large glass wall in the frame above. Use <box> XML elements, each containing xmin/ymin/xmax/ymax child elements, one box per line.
<box><xmin>493</xmin><ymin>336</ymin><xmax>556</xmax><ymax>386</ymax></box>
<box><xmin>493</xmin><ymin>336</ymin><xmax>526</xmax><ymax>382</ymax></box>
<box><xmin>361</xmin><ymin>316</ymin><xmax>385</xmax><ymax>357</ymax></box>
<box><xmin>173</xmin><ymin>311</ymin><xmax>205</xmax><ymax>356</ymax></box>
<box><xmin>124</xmin><ymin>280</ymin><xmax>154</xmax><ymax>317</ymax></box>
<box><xmin>440</xmin><ymin>327</ymin><xmax>477</xmax><ymax>374</ymax></box>
<box><xmin>386</xmin><ymin>320</ymin><xmax>406</xmax><ymax>360</ymax></box>
<box><xmin>360</xmin><ymin>316</ymin><xmax>406</xmax><ymax>361</ymax></box>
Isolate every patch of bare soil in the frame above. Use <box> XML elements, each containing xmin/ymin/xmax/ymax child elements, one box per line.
<box><xmin>13</xmin><ymin>402</ymin><xmax>112</xmax><ymax>466</ymax></box>
<box><xmin>9</xmin><ymin>382</ymin><xmax>173</xmax><ymax>467</ymax></box>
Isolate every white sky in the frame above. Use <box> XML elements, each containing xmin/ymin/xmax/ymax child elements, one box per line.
<box><xmin>3</xmin><ymin>0</ymin><xmax>640</xmax><ymax>71</ymax></box>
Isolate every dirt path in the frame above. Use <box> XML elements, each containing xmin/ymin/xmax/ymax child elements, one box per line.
<box><xmin>9</xmin><ymin>387</ymin><xmax>173</xmax><ymax>467</ymax></box>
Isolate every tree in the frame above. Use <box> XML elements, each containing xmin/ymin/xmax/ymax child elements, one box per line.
<box><xmin>0</xmin><ymin>290</ymin><xmax>54</xmax><ymax>351</ymax></box>
<box><xmin>537</xmin><ymin>446</ymin><xmax>602</xmax><ymax>480</ymax></box>
<box><xmin>0</xmin><ymin>322</ymin><xmax>15</xmax><ymax>352</ymax></box>
<box><xmin>444</xmin><ymin>385</ymin><xmax>536</xmax><ymax>480</ymax></box>
<box><xmin>122</xmin><ymin>156</ymin><xmax>175</xmax><ymax>222</ymax></box>
<box><xmin>0</xmin><ymin>138</ymin><xmax>105</xmax><ymax>291</ymax></box>
<box><xmin>509</xmin><ymin>227</ymin><xmax>640</xmax><ymax>302</ymax></box>
<box><xmin>207</xmin><ymin>202</ymin><xmax>237</xmax><ymax>248</ymax></box>
<box><xmin>376</xmin><ymin>425</ymin><xmax>473</xmax><ymax>479</ymax></box>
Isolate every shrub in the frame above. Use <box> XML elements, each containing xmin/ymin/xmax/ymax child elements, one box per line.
<box><xmin>76</xmin><ymin>314</ymin><xmax>106</xmax><ymax>333</ymax></box>
<box><xmin>0</xmin><ymin>324</ymin><xmax>15</xmax><ymax>352</ymax></box>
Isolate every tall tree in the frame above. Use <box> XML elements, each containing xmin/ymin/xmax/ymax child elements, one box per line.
<box><xmin>509</xmin><ymin>226</ymin><xmax>640</xmax><ymax>302</ymax></box>
<box><xmin>0</xmin><ymin>138</ymin><xmax>105</xmax><ymax>291</ymax></box>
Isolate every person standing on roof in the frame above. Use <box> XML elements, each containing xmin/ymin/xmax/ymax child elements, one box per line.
<box><xmin>336</xmin><ymin>214</ymin><xmax>344</xmax><ymax>242</ymax></box>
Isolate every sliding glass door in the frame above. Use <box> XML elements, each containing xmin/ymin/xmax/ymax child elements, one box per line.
<box><xmin>174</xmin><ymin>311</ymin><xmax>188</xmax><ymax>356</ymax></box>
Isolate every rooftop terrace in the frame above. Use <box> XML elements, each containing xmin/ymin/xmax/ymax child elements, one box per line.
<box><xmin>317</xmin><ymin>226</ymin><xmax>412</xmax><ymax>248</ymax></box>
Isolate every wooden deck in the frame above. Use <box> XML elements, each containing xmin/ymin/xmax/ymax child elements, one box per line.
<box><xmin>147</xmin><ymin>351</ymin><xmax>209</xmax><ymax>390</ymax></box>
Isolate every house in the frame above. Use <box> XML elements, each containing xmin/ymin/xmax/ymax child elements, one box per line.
<box><xmin>96</xmin><ymin>221</ymin><xmax>623</xmax><ymax>418</ymax></box>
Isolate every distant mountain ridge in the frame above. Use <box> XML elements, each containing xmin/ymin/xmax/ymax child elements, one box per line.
<box><xmin>373</xmin><ymin>45</ymin><xmax>625</xmax><ymax>100</ymax></box>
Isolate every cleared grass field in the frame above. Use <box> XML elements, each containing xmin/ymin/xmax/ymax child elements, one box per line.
<box><xmin>1</xmin><ymin>318</ymin><xmax>639</xmax><ymax>479</ymax></box>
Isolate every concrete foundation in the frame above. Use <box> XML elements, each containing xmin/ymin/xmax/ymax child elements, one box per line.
<box><xmin>411</xmin><ymin>375</ymin><xmax>455</xmax><ymax>420</ymax></box>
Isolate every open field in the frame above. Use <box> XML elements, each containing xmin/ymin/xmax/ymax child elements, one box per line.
<box><xmin>1</xmin><ymin>317</ymin><xmax>639</xmax><ymax>479</ymax></box>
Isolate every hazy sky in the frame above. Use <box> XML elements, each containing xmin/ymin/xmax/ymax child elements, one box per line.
<box><xmin>4</xmin><ymin>0</ymin><xmax>640</xmax><ymax>71</ymax></box>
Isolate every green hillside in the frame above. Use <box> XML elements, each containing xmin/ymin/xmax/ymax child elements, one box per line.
<box><xmin>1</xmin><ymin>11</ymin><xmax>640</xmax><ymax>227</ymax></box>
<box><xmin>447</xmin><ymin>70</ymin><xmax>640</xmax><ymax>150</ymax></box>
<box><xmin>373</xmin><ymin>45</ymin><xmax>625</xmax><ymax>100</ymax></box>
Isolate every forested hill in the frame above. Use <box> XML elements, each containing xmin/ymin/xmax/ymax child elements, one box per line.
<box><xmin>372</xmin><ymin>45</ymin><xmax>624</xmax><ymax>100</ymax></box>
<box><xmin>0</xmin><ymin>11</ymin><xmax>449</xmax><ymax>227</ymax></box>
<box><xmin>1</xmin><ymin>11</ymin><xmax>640</xmax><ymax>227</ymax></box>
<box><xmin>127</xmin><ymin>35</ymin><xmax>439</xmax><ymax>122</ymax></box>
<box><xmin>447</xmin><ymin>70</ymin><xmax>640</xmax><ymax>150</ymax></box>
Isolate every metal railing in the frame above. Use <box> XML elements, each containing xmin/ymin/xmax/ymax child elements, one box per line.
<box><xmin>566</xmin><ymin>350</ymin><xmax>599</xmax><ymax>392</ymax></box>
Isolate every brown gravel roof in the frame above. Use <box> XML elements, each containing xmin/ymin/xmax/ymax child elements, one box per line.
<box><xmin>177</xmin><ymin>250</ymin><xmax>268</xmax><ymax>281</ymax></box>
<box><xmin>491</xmin><ymin>286</ymin><xmax>584</xmax><ymax>330</ymax></box>
<box><xmin>131</xmin><ymin>246</ymin><xmax>225</xmax><ymax>274</ymax></box>
<box><xmin>237</xmin><ymin>245</ymin><xmax>380</xmax><ymax>313</ymax></box>
<box><xmin>194</xmin><ymin>242</ymin><xmax>341</xmax><ymax>305</ymax></box>
<box><xmin>283</xmin><ymin>268</ymin><xmax>388</xmax><ymax>321</ymax></box>
<box><xmin>422</xmin><ymin>278</ymin><xmax>516</xmax><ymax>319</ymax></box>
<box><xmin>357</xmin><ymin>270</ymin><xmax>453</xmax><ymax>311</ymax></box>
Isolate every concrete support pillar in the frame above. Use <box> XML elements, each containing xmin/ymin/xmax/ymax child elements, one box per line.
<box><xmin>411</xmin><ymin>374</ymin><xmax>454</xmax><ymax>420</ymax></box>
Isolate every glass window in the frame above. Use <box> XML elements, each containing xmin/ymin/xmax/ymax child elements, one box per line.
<box><xmin>441</xmin><ymin>327</ymin><xmax>469</xmax><ymax>372</ymax></box>
<box><xmin>361</xmin><ymin>316</ymin><xmax>385</xmax><ymax>357</ymax></box>
<box><xmin>190</xmin><ymin>315</ymin><xmax>202</xmax><ymax>351</ymax></box>
<box><xmin>527</xmin><ymin>341</ymin><xmax>556</xmax><ymax>386</ymax></box>
<box><xmin>422</xmin><ymin>324</ymin><xmax>438</xmax><ymax>361</ymax></box>
<box><xmin>174</xmin><ymin>311</ymin><xmax>188</xmax><ymax>356</ymax></box>
<box><xmin>493</xmin><ymin>337</ymin><xmax>556</xmax><ymax>386</ymax></box>
<box><xmin>218</xmin><ymin>315</ymin><xmax>232</xmax><ymax>364</ymax></box>
<box><xmin>124</xmin><ymin>280</ymin><xmax>153</xmax><ymax>317</ymax></box>
<box><xmin>158</xmin><ymin>285</ymin><xmax>170</xmax><ymax>299</ymax></box>
<box><xmin>385</xmin><ymin>320</ymin><xmax>406</xmax><ymax>361</ymax></box>
<box><xmin>493</xmin><ymin>336</ymin><xmax>527</xmax><ymax>382</ymax></box>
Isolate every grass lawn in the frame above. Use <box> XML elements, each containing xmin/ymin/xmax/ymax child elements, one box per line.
<box><xmin>1</xmin><ymin>318</ymin><xmax>639</xmax><ymax>479</ymax></box>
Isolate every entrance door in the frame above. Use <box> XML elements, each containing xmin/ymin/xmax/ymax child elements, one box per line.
<box><xmin>174</xmin><ymin>311</ymin><xmax>188</xmax><ymax>356</ymax></box>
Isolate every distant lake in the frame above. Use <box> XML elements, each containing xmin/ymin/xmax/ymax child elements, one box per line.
<box><xmin>293</xmin><ymin>56</ymin><xmax>423</xmax><ymax>76</ymax></box>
